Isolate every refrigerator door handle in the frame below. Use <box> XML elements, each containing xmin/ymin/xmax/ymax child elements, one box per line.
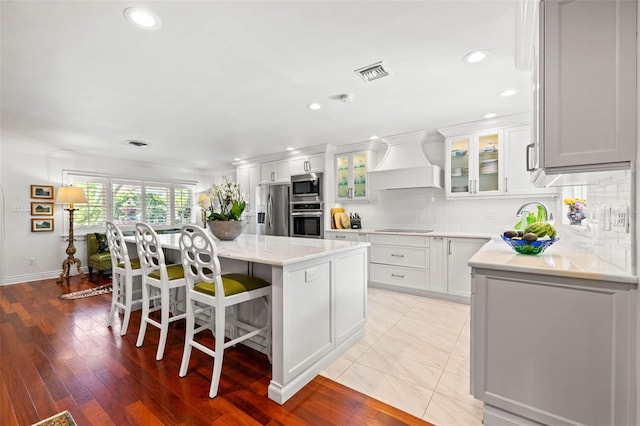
<box><xmin>267</xmin><ymin>194</ymin><xmax>272</xmax><ymax>228</ymax></box>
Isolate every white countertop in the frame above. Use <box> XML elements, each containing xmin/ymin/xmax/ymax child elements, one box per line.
<box><xmin>469</xmin><ymin>237</ymin><xmax>638</xmax><ymax>284</ymax></box>
<box><xmin>325</xmin><ymin>228</ymin><xmax>493</xmax><ymax>239</ymax></box>
<box><xmin>126</xmin><ymin>233</ymin><xmax>369</xmax><ymax>267</ymax></box>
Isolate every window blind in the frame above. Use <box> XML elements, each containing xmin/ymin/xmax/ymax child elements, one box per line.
<box><xmin>174</xmin><ymin>187</ymin><xmax>193</xmax><ymax>224</ymax></box>
<box><xmin>67</xmin><ymin>175</ymin><xmax>107</xmax><ymax>227</ymax></box>
<box><xmin>145</xmin><ymin>184</ymin><xmax>170</xmax><ymax>225</ymax></box>
<box><xmin>112</xmin><ymin>181</ymin><xmax>142</xmax><ymax>225</ymax></box>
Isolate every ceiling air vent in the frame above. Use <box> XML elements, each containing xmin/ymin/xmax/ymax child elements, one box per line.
<box><xmin>354</xmin><ymin>61</ymin><xmax>391</xmax><ymax>82</ymax></box>
<box><xmin>127</xmin><ymin>140</ymin><xmax>148</xmax><ymax>147</ymax></box>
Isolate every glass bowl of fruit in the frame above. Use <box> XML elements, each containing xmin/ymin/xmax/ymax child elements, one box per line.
<box><xmin>501</xmin><ymin>223</ymin><xmax>558</xmax><ymax>255</ymax></box>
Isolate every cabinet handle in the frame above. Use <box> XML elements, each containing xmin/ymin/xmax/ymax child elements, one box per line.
<box><xmin>335</xmin><ymin>235</ymin><xmax>346</xmax><ymax>239</ymax></box>
<box><xmin>349</xmin><ymin>188</ymin><xmax>353</xmax><ymax>199</ymax></box>
<box><xmin>448</xmin><ymin>239</ymin><xmax>452</xmax><ymax>255</ymax></box>
<box><xmin>304</xmin><ymin>160</ymin><xmax>310</xmax><ymax>172</ymax></box>
<box><xmin>504</xmin><ymin>177</ymin><xmax>508</xmax><ymax>193</ymax></box>
<box><xmin>433</xmin><ymin>237</ymin><xmax>444</xmax><ymax>240</ymax></box>
<box><xmin>391</xmin><ymin>253</ymin><xmax>405</xmax><ymax>258</ymax></box>
<box><xmin>391</xmin><ymin>273</ymin><xmax>405</xmax><ymax>278</ymax></box>
<box><xmin>526</xmin><ymin>143</ymin><xmax>535</xmax><ymax>171</ymax></box>
<box><xmin>271</xmin><ymin>171</ymin><xmax>275</xmax><ymax>182</ymax></box>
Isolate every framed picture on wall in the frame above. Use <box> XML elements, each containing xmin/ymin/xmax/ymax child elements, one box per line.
<box><xmin>31</xmin><ymin>218</ymin><xmax>54</xmax><ymax>232</ymax></box>
<box><xmin>31</xmin><ymin>185</ymin><xmax>54</xmax><ymax>199</ymax></box>
<box><xmin>31</xmin><ymin>202</ymin><xmax>54</xmax><ymax>216</ymax></box>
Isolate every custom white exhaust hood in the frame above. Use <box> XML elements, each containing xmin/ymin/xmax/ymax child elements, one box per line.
<box><xmin>368</xmin><ymin>130</ymin><xmax>443</xmax><ymax>190</ymax></box>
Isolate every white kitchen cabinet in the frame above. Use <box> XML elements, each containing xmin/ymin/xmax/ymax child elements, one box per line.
<box><xmin>502</xmin><ymin>125</ymin><xmax>555</xmax><ymax>195</ymax></box>
<box><xmin>440</xmin><ymin>115</ymin><xmax>555</xmax><ymax>198</ymax></box>
<box><xmin>290</xmin><ymin>154</ymin><xmax>325</xmax><ymax>175</ymax></box>
<box><xmin>429</xmin><ymin>236</ymin><xmax>487</xmax><ymax>301</ymax></box>
<box><xmin>236</xmin><ymin>164</ymin><xmax>260</xmax><ymax>213</ymax></box>
<box><xmin>260</xmin><ymin>159</ymin><xmax>291</xmax><ymax>184</ymax></box>
<box><xmin>368</xmin><ymin>234</ymin><xmax>430</xmax><ymax>293</ymax></box>
<box><xmin>335</xmin><ymin>151</ymin><xmax>375</xmax><ymax>202</ymax></box>
<box><xmin>471</xmin><ymin>267</ymin><xmax>637</xmax><ymax>426</ymax></box>
<box><xmin>444</xmin><ymin>128</ymin><xmax>504</xmax><ymax>198</ymax></box>
<box><xmin>532</xmin><ymin>0</ymin><xmax>636</xmax><ymax>174</ymax></box>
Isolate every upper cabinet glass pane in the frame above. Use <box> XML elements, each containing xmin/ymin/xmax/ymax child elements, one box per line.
<box><xmin>336</xmin><ymin>156</ymin><xmax>350</xmax><ymax>198</ymax></box>
<box><xmin>477</xmin><ymin>133</ymin><xmax>499</xmax><ymax>192</ymax></box>
<box><xmin>450</xmin><ymin>138</ymin><xmax>470</xmax><ymax>193</ymax></box>
<box><xmin>352</xmin><ymin>153</ymin><xmax>367</xmax><ymax>198</ymax></box>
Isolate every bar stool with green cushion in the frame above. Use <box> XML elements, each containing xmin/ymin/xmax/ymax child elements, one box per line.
<box><xmin>106</xmin><ymin>221</ymin><xmax>143</xmax><ymax>336</ymax></box>
<box><xmin>178</xmin><ymin>224</ymin><xmax>271</xmax><ymax>398</ymax></box>
<box><xmin>135</xmin><ymin>222</ymin><xmax>187</xmax><ymax>361</ymax></box>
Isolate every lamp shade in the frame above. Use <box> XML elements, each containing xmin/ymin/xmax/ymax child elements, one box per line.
<box><xmin>197</xmin><ymin>192</ymin><xmax>210</xmax><ymax>204</ymax></box>
<box><xmin>56</xmin><ymin>186</ymin><xmax>87</xmax><ymax>205</ymax></box>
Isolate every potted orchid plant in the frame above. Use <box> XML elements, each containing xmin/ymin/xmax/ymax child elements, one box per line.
<box><xmin>203</xmin><ymin>177</ymin><xmax>247</xmax><ymax>240</ymax></box>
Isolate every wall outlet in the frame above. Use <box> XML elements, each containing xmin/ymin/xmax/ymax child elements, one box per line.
<box><xmin>305</xmin><ymin>268</ymin><xmax>317</xmax><ymax>282</ymax></box>
<box><xmin>13</xmin><ymin>203</ymin><xmax>30</xmax><ymax>212</ymax></box>
<box><xmin>610</xmin><ymin>206</ymin><xmax>629</xmax><ymax>233</ymax></box>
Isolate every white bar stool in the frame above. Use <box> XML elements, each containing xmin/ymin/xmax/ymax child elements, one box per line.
<box><xmin>177</xmin><ymin>224</ymin><xmax>271</xmax><ymax>398</ymax></box>
<box><xmin>135</xmin><ymin>222</ymin><xmax>187</xmax><ymax>361</ymax></box>
<box><xmin>106</xmin><ymin>221</ymin><xmax>143</xmax><ymax>336</ymax></box>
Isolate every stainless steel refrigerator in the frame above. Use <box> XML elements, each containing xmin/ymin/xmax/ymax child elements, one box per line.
<box><xmin>256</xmin><ymin>184</ymin><xmax>290</xmax><ymax>237</ymax></box>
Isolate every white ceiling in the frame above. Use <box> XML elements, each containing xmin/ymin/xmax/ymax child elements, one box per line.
<box><xmin>1</xmin><ymin>0</ymin><xmax>531</xmax><ymax>172</ymax></box>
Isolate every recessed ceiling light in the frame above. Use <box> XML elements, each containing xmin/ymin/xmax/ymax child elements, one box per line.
<box><xmin>369</xmin><ymin>135</ymin><xmax>379</xmax><ymax>140</ymax></box>
<box><xmin>124</xmin><ymin>7</ymin><xmax>162</xmax><ymax>30</ymax></box>
<box><xmin>307</xmin><ymin>103</ymin><xmax>322</xmax><ymax>110</ymax></box>
<box><xmin>286</xmin><ymin>147</ymin><xmax>294</xmax><ymax>151</ymax></box>
<box><xmin>233</xmin><ymin>157</ymin><xmax>241</xmax><ymax>161</ymax></box>
<box><xmin>462</xmin><ymin>50</ymin><xmax>489</xmax><ymax>63</ymax></box>
<box><xmin>499</xmin><ymin>89</ymin><xmax>517</xmax><ymax>97</ymax></box>
<box><xmin>483</xmin><ymin>113</ymin><xmax>497</xmax><ymax>119</ymax></box>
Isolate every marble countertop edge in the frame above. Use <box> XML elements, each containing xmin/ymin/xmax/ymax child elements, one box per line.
<box><xmin>468</xmin><ymin>238</ymin><xmax>638</xmax><ymax>285</ymax></box>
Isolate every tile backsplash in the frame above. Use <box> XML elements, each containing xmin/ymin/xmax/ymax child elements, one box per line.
<box><xmin>338</xmin><ymin>169</ymin><xmax>633</xmax><ymax>274</ymax></box>
<box><xmin>556</xmin><ymin>170</ymin><xmax>633</xmax><ymax>274</ymax></box>
<box><xmin>339</xmin><ymin>188</ymin><xmax>556</xmax><ymax>234</ymax></box>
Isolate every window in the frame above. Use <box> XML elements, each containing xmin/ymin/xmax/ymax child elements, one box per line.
<box><xmin>65</xmin><ymin>172</ymin><xmax>195</xmax><ymax>229</ymax></box>
<box><xmin>112</xmin><ymin>181</ymin><xmax>142</xmax><ymax>225</ymax></box>
<box><xmin>174</xmin><ymin>187</ymin><xmax>192</xmax><ymax>224</ymax></box>
<box><xmin>145</xmin><ymin>184</ymin><xmax>170</xmax><ymax>225</ymax></box>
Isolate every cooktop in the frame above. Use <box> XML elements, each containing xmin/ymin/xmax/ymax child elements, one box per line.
<box><xmin>375</xmin><ymin>229</ymin><xmax>434</xmax><ymax>233</ymax></box>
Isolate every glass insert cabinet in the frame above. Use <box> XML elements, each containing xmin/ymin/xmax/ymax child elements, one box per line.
<box><xmin>445</xmin><ymin>129</ymin><xmax>504</xmax><ymax>198</ymax></box>
<box><xmin>335</xmin><ymin>151</ymin><xmax>374</xmax><ymax>201</ymax></box>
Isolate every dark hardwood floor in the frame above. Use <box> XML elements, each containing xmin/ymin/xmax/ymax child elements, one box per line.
<box><xmin>1</xmin><ymin>275</ymin><xmax>433</xmax><ymax>425</ymax></box>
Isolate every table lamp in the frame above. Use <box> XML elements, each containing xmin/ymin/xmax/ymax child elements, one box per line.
<box><xmin>197</xmin><ymin>192</ymin><xmax>211</xmax><ymax>227</ymax></box>
<box><xmin>55</xmin><ymin>185</ymin><xmax>88</xmax><ymax>283</ymax></box>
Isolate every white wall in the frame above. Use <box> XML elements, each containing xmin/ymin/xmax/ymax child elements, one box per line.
<box><xmin>0</xmin><ymin>131</ymin><xmax>226</xmax><ymax>285</ymax></box>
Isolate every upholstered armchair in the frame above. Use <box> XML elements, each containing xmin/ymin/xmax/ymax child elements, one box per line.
<box><xmin>87</xmin><ymin>232</ymin><xmax>112</xmax><ymax>276</ymax></box>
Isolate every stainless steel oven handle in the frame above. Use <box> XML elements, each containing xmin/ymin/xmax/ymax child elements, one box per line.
<box><xmin>291</xmin><ymin>211</ymin><xmax>323</xmax><ymax>216</ymax></box>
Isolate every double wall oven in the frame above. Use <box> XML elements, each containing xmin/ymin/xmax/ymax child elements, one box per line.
<box><xmin>290</xmin><ymin>173</ymin><xmax>324</xmax><ymax>239</ymax></box>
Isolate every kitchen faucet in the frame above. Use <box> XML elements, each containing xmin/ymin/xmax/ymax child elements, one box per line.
<box><xmin>516</xmin><ymin>201</ymin><xmax>554</xmax><ymax>223</ymax></box>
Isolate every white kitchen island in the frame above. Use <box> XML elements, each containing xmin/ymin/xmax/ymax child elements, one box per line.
<box><xmin>127</xmin><ymin>232</ymin><xmax>370</xmax><ymax>404</ymax></box>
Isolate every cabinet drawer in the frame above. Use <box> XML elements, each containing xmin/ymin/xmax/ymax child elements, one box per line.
<box><xmin>325</xmin><ymin>232</ymin><xmax>357</xmax><ymax>242</ymax></box>
<box><xmin>369</xmin><ymin>234</ymin><xmax>429</xmax><ymax>247</ymax></box>
<box><xmin>371</xmin><ymin>245</ymin><xmax>428</xmax><ymax>268</ymax></box>
<box><xmin>369</xmin><ymin>264</ymin><xmax>428</xmax><ymax>290</ymax></box>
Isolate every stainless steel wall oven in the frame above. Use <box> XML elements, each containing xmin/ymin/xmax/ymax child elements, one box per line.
<box><xmin>290</xmin><ymin>201</ymin><xmax>323</xmax><ymax>239</ymax></box>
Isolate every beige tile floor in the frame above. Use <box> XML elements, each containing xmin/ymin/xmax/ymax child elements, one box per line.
<box><xmin>321</xmin><ymin>288</ymin><xmax>484</xmax><ymax>425</ymax></box>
